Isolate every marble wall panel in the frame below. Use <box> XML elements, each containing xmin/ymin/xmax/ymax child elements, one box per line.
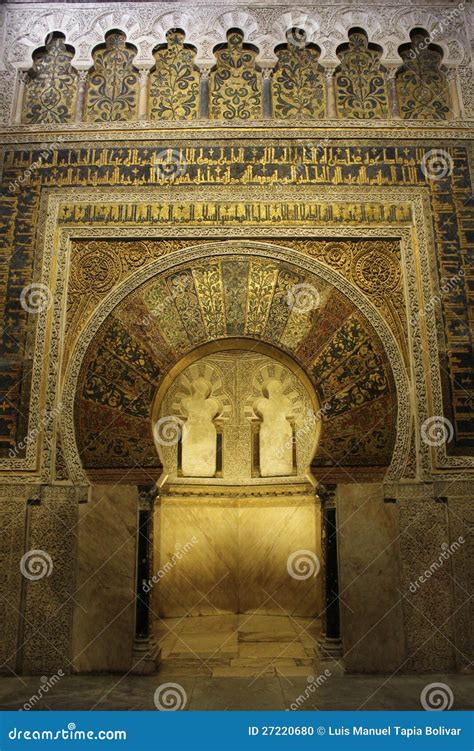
<box><xmin>238</xmin><ymin>497</ymin><xmax>320</xmax><ymax>616</ymax></box>
<box><xmin>0</xmin><ymin>494</ymin><xmax>27</xmax><ymax>674</ymax></box>
<box><xmin>154</xmin><ymin>490</ymin><xmax>321</xmax><ymax>619</ymax></box>
<box><xmin>71</xmin><ymin>485</ymin><xmax>138</xmax><ymax>673</ymax></box>
<box><xmin>398</xmin><ymin>496</ymin><xmax>456</xmax><ymax>671</ymax></box>
<box><xmin>448</xmin><ymin>497</ymin><xmax>473</xmax><ymax>671</ymax></box>
<box><xmin>337</xmin><ymin>483</ymin><xmax>405</xmax><ymax>673</ymax></box>
<box><xmin>154</xmin><ymin>496</ymin><xmax>239</xmax><ymax>617</ymax></box>
<box><xmin>21</xmin><ymin>492</ymin><xmax>78</xmax><ymax>674</ymax></box>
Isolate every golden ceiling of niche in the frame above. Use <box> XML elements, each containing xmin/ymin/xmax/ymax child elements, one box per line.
<box><xmin>74</xmin><ymin>252</ymin><xmax>398</xmax><ymax>474</ymax></box>
<box><xmin>67</xmin><ymin>238</ymin><xmax>408</xmax><ymax>364</ymax></box>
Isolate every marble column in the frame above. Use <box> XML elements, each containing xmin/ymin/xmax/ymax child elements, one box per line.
<box><xmin>446</xmin><ymin>67</ymin><xmax>462</xmax><ymax>119</ymax></box>
<box><xmin>324</xmin><ymin>67</ymin><xmax>337</xmax><ymax>118</ymax></box>
<box><xmin>75</xmin><ymin>70</ymin><xmax>89</xmax><ymax>122</ymax></box>
<box><xmin>13</xmin><ymin>70</ymin><xmax>28</xmax><ymax>124</ymax></box>
<box><xmin>132</xmin><ymin>484</ymin><xmax>160</xmax><ymax>674</ymax></box>
<box><xmin>317</xmin><ymin>483</ymin><xmax>343</xmax><ymax>659</ymax></box>
<box><xmin>199</xmin><ymin>66</ymin><xmax>211</xmax><ymax>118</ymax></box>
<box><xmin>262</xmin><ymin>67</ymin><xmax>273</xmax><ymax>118</ymax></box>
<box><xmin>386</xmin><ymin>67</ymin><xmax>400</xmax><ymax>119</ymax></box>
<box><xmin>137</xmin><ymin>67</ymin><xmax>151</xmax><ymax>120</ymax></box>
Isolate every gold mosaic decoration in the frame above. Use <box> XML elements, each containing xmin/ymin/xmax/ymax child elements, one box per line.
<box><xmin>85</xmin><ymin>31</ymin><xmax>139</xmax><ymax>122</ymax></box>
<box><xmin>22</xmin><ymin>35</ymin><xmax>77</xmax><ymax>123</ymax></box>
<box><xmin>75</xmin><ymin>253</ymin><xmax>397</xmax><ymax>472</ymax></box>
<box><xmin>210</xmin><ymin>30</ymin><xmax>262</xmax><ymax>120</ymax></box>
<box><xmin>272</xmin><ymin>31</ymin><xmax>325</xmax><ymax>119</ymax></box>
<box><xmin>149</xmin><ymin>30</ymin><xmax>199</xmax><ymax>121</ymax></box>
<box><xmin>334</xmin><ymin>30</ymin><xmax>389</xmax><ymax>119</ymax></box>
<box><xmin>396</xmin><ymin>33</ymin><xmax>450</xmax><ymax>120</ymax></box>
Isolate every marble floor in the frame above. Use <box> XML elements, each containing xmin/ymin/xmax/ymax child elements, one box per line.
<box><xmin>154</xmin><ymin>614</ymin><xmax>319</xmax><ymax>678</ymax></box>
<box><xmin>0</xmin><ymin>615</ymin><xmax>472</xmax><ymax>711</ymax></box>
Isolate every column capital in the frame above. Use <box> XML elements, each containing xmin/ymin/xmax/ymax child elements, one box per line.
<box><xmin>138</xmin><ymin>483</ymin><xmax>159</xmax><ymax>509</ymax></box>
<box><xmin>261</xmin><ymin>66</ymin><xmax>274</xmax><ymax>81</ymax></box>
<box><xmin>318</xmin><ymin>482</ymin><xmax>337</xmax><ymax>507</ymax></box>
<box><xmin>199</xmin><ymin>65</ymin><xmax>213</xmax><ymax>79</ymax></box>
<box><xmin>323</xmin><ymin>65</ymin><xmax>336</xmax><ymax>80</ymax></box>
<box><xmin>385</xmin><ymin>65</ymin><xmax>399</xmax><ymax>82</ymax></box>
<box><xmin>445</xmin><ymin>66</ymin><xmax>458</xmax><ymax>83</ymax></box>
<box><xmin>137</xmin><ymin>67</ymin><xmax>151</xmax><ymax>85</ymax></box>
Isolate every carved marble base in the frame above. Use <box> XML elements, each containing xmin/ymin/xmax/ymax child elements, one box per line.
<box><xmin>317</xmin><ymin>634</ymin><xmax>343</xmax><ymax>660</ymax></box>
<box><xmin>131</xmin><ymin>637</ymin><xmax>161</xmax><ymax>675</ymax></box>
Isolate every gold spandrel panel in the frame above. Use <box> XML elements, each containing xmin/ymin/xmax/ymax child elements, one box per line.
<box><xmin>210</xmin><ymin>30</ymin><xmax>262</xmax><ymax>121</ymax></box>
<box><xmin>334</xmin><ymin>31</ymin><xmax>389</xmax><ymax>120</ymax></box>
<box><xmin>22</xmin><ymin>36</ymin><xmax>78</xmax><ymax>124</ymax></box>
<box><xmin>272</xmin><ymin>36</ymin><xmax>325</xmax><ymax>120</ymax></box>
<box><xmin>85</xmin><ymin>32</ymin><xmax>139</xmax><ymax>122</ymax></box>
<box><xmin>149</xmin><ymin>30</ymin><xmax>200</xmax><ymax>121</ymax></box>
<box><xmin>396</xmin><ymin>38</ymin><xmax>451</xmax><ymax>120</ymax></box>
